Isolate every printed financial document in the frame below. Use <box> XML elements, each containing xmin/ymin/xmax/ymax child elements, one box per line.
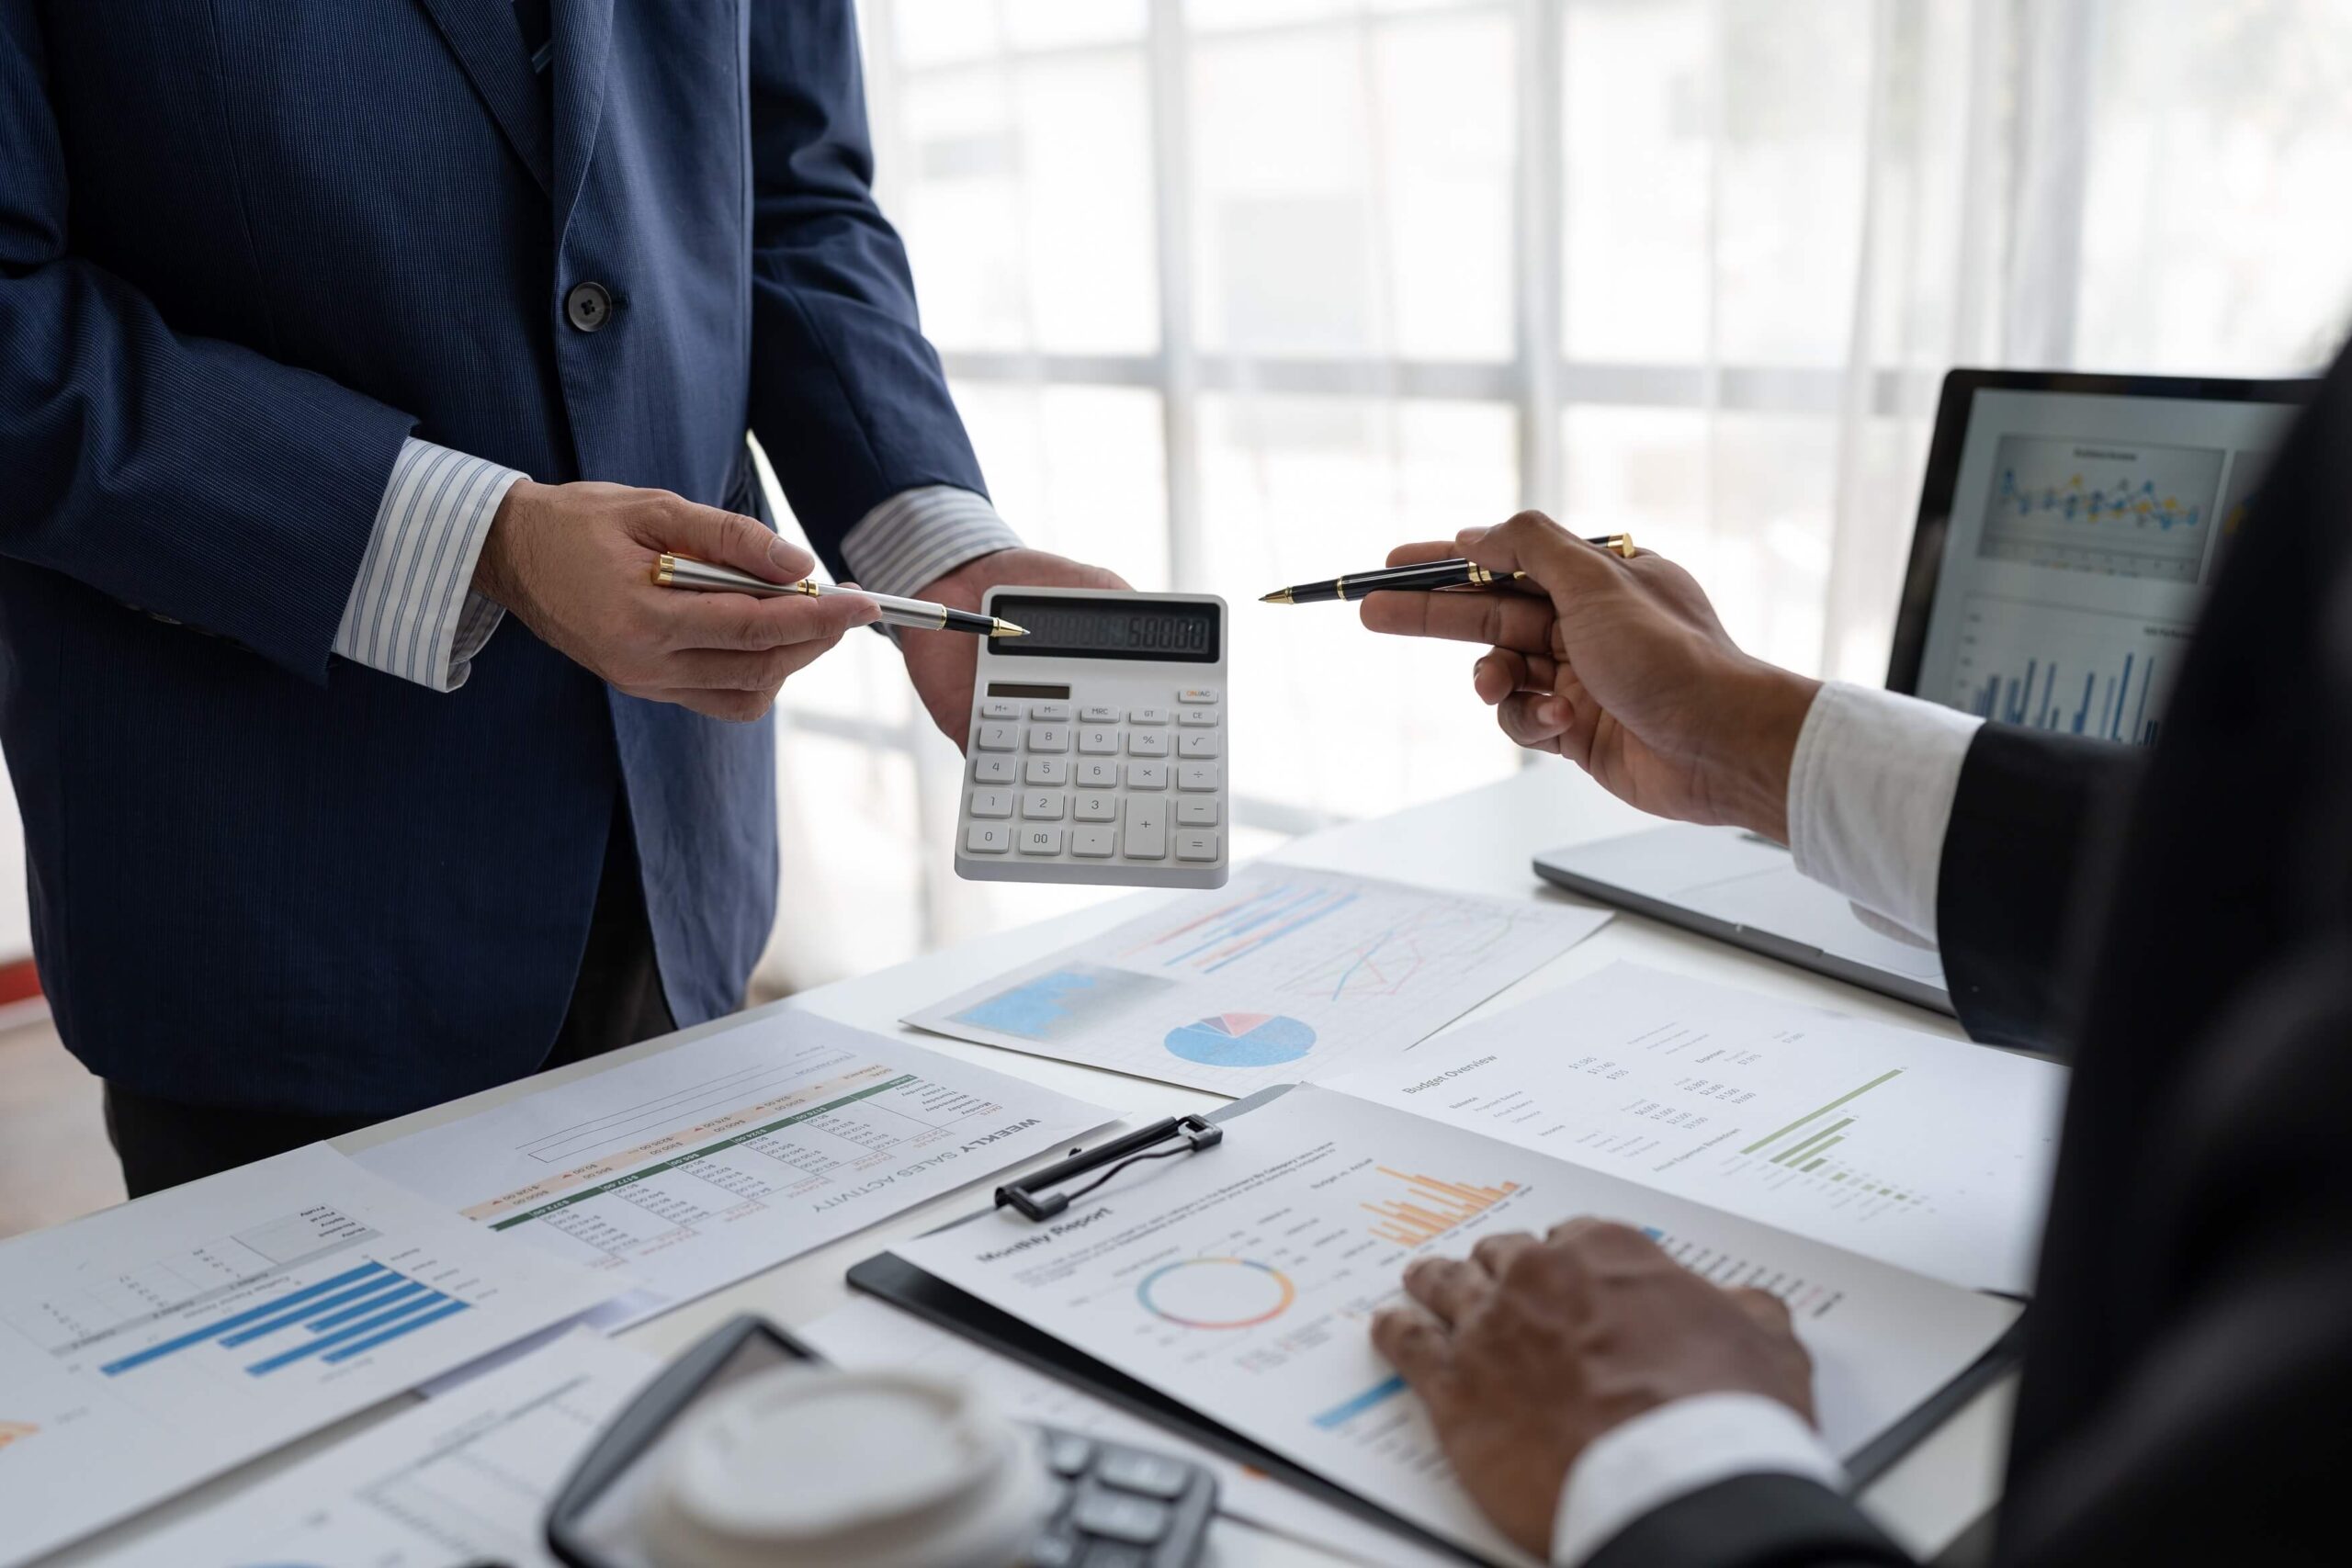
<box><xmin>1332</xmin><ymin>963</ymin><xmax>2065</xmax><ymax>1294</ymax></box>
<box><xmin>893</xmin><ymin>1086</ymin><xmax>2020</xmax><ymax>1567</ymax></box>
<box><xmin>801</xmin><ymin>1297</ymin><xmax>1459</xmax><ymax>1568</ymax></box>
<box><xmin>356</xmin><ymin>1010</ymin><xmax>1113</xmax><ymax>1322</ymax></box>
<box><xmin>0</xmin><ymin>1145</ymin><xmax>616</xmax><ymax>1565</ymax></box>
<box><xmin>906</xmin><ymin>867</ymin><xmax>1611</xmax><ymax>1095</ymax></box>
<box><xmin>103</xmin><ymin>1330</ymin><xmax>656</xmax><ymax>1568</ymax></box>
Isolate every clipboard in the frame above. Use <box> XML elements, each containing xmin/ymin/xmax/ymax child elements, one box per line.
<box><xmin>847</xmin><ymin>1085</ymin><xmax>2027</xmax><ymax>1565</ymax></box>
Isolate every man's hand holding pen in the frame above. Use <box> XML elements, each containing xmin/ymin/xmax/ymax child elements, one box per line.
<box><xmin>474</xmin><ymin>479</ymin><xmax>881</xmax><ymax>724</ymax></box>
<box><xmin>1352</xmin><ymin>512</ymin><xmax>1819</xmax><ymax>841</ymax></box>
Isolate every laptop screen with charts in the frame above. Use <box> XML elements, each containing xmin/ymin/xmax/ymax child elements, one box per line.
<box><xmin>1537</xmin><ymin>369</ymin><xmax>2317</xmax><ymax>1018</ymax></box>
<box><xmin>1885</xmin><ymin>369</ymin><xmax>2316</xmax><ymax>735</ymax></box>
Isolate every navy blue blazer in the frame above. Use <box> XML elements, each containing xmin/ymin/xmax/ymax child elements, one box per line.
<box><xmin>0</xmin><ymin>1</ymin><xmax>985</xmax><ymax>1115</ymax></box>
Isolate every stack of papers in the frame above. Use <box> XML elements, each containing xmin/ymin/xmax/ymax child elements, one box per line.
<box><xmin>890</xmin><ymin>1079</ymin><xmax>2027</xmax><ymax>1565</ymax></box>
<box><xmin>101</xmin><ymin>1331</ymin><xmax>658</xmax><ymax>1568</ymax></box>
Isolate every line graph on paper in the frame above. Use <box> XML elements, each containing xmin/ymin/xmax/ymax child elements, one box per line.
<box><xmin>910</xmin><ymin>868</ymin><xmax>1612</xmax><ymax>1095</ymax></box>
<box><xmin>1120</xmin><ymin>878</ymin><xmax>1567</xmax><ymax>1005</ymax></box>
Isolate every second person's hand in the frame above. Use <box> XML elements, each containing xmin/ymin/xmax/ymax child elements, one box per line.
<box><xmin>1370</xmin><ymin>1219</ymin><xmax>1819</xmax><ymax>1559</ymax></box>
<box><xmin>1358</xmin><ymin>512</ymin><xmax>1818</xmax><ymax>840</ymax></box>
<box><xmin>473</xmin><ymin>479</ymin><xmax>880</xmax><ymax>722</ymax></box>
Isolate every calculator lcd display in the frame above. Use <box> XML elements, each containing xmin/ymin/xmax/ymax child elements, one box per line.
<box><xmin>989</xmin><ymin>596</ymin><xmax>1220</xmax><ymax>662</ymax></box>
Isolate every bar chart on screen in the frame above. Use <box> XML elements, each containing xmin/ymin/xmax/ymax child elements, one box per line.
<box><xmin>1945</xmin><ymin>591</ymin><xmax>2193</xmax><ymax>746</ymax></box>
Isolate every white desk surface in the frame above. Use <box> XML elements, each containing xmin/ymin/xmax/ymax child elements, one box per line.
<box><xmin>50</xmin><ymin>765</ymin><xmax>2010</xmax><ymax>1566</ymax></box>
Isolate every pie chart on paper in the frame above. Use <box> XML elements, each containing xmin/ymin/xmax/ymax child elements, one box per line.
<box><xmin>1163</xmin><ymin>1012</ymin><xmax>1316</xmax><ymax>1069</ymax></box>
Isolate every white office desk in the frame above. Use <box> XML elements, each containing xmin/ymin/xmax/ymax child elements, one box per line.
<box><xmin>51</xmin><ymin>766</ymin><xmax>2009</xmax><ymax>1566</ymax></box>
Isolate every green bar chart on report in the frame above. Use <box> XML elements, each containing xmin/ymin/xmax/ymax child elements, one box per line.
<box><xmin>1731</xmin><ymin>1068</ymin><xmax>1922</xmax><ymax>1206</ymax></box>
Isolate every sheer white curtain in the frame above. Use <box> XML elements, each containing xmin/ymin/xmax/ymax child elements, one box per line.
<box><xmin>3</xmin><ymin>6</ymin><xmax>2340</xmax><ymax>984</ymax></box>
<box><xmin>751</xmin><ymin>0</ymin><xmax>2352</xmax><ymax>994</ymax></box>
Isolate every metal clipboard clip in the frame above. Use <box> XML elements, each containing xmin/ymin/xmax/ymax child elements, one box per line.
<box><xmin>995</xmin><ymin>1114</ymin><xmax>1224</xmax><ymax>1222</ymax></box>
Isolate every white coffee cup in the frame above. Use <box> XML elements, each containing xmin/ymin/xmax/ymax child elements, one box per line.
<box><xmin>639</xmin><ymin>1363</ymin><xmax>1051</xmax><ymax>1568</ymax></box>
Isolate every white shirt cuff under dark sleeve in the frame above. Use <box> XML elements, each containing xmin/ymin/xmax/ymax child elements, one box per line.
<box><xmin>1552</xmin><ymin>1393</ymin><xmax>1846</xmax><ymax>1566</ymax></box>
<box><xmin>837</xmin><ymin>485</ymin><xmax>1023</xmax><ymax>601</ymax></box>
<box><xmin>333</xmin><ymin>437</ymin><xmax>525</xmax><ymax>692</ymax></box>
<box><xmin>1785</xmin><ymin>681</ymin><xmax>1984</xmax><ymax>944</ymax></box>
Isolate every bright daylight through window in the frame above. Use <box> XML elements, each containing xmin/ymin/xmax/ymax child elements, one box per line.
<box><xmin>752</xmin><ymin>0</ymin><xmax>2352</xmax><ymax>985</ymax></box>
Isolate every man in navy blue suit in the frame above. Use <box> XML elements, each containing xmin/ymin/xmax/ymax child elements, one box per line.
<box><xmin>0</xmin><ymin>2</ymin><xmax>1121</xmax><ymax>1193</ymax></box>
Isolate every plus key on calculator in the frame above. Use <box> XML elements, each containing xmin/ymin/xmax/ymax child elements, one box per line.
<box><xmin>955</xmin><ymin>588</ymin><xmax>1229</xmax><ymax>889</ymax></box>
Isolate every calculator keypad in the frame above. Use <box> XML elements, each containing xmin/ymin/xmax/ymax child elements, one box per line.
<box><xmin>1026</xmin><ymin>1426</ymin><xmax>1216</xmax><ymax>1568</ymax></box>
<box><xmin>967</xmin><ymin>687</ymin><xmax>1222</xmax><ymax>875</ymax></box>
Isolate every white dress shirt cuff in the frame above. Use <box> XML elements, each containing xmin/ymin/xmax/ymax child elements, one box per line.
<box><xmin>1552</xmin><ymin>1393</ymin><xmax>1845</xmax><ymax>1566</ymax></box>
<box><xmin>1785</xmin><ymin>681</ymin><xmax>1984</xmax><ymax>943</ymax></box>
<box><xmin>837</xmin><ymin>485</ymin><xmax>1023</xmax><ymax>601</ymax></box>
<box><xmin>333</xmin><ymin>437</ymin><xmax>524</xmax><ymax>692</ymax></box>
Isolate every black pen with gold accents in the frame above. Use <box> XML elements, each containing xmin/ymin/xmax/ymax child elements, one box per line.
<box><xmin>1260</xmin><ymin>534</ymin><xmax>1635</xmax><ymax>604</ymax></box>
<box><xmin>653</xmin><ymin>554</ymin><xmax>1028</xmax><ymax>637</ymax></box>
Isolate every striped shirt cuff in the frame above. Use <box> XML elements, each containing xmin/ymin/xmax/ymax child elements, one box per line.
<box><xmin>838</xmin><ymin>486</ymin><xmax>1023</xmax><ymax>602</ymax></box>
<box><xmin>333</xmin><ymin>437</ymin><xmax>526</xmax><ymax>692</ymax></box>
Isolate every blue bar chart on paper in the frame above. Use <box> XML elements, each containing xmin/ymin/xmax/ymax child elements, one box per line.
<box><xmin>15</xmin><ymin>1205</ymin><xmax>477</xmax><ymax>1385</ymax></box>
<box><xmin>0</xmin><ymin>1144</ymin><xmax>612</xmax><ymax>1567</ymax></box>
<box><xmin>1946</xmin><ymin>592</ymin><xmax>2189</xmax><ymax>746</ymax></box>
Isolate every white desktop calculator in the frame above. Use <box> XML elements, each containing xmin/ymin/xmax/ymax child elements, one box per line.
<box><xmin>955</xmin><ymin>587</ymin><xmax>1229</xmax><ymax>889</ymax></box>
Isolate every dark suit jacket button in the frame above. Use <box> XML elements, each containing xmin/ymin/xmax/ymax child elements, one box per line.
<box><xmin>565</xmin><ymin>281</ymin><xmax>614</xmax><ymax>332</ymax></box>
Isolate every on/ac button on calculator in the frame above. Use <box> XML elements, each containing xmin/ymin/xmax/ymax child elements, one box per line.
<box><xmin>956</xmin><ymin>589</ymin><xmax>1229</xmax><ymax>889</ymax></box>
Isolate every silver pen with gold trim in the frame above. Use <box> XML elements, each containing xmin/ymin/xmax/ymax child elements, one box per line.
<box><xmin>652</xmin><ymin>554</ymin><xmax>1028</xmax><ymax>638</ymax></box>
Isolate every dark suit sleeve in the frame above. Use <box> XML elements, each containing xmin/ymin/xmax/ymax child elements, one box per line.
<box><xmin>743</xmin><ymin>0</ymin><xmax>987</xmax><ymax>571</ymax></box>
<box><xmin>0</xmin><ymin>0</ymin><xmax>415</xmax><ymax>683</ymax></box>
<box><xmin>1935</xmin><ymin>726</ymin><xmax>2146</xmax><ymax>1053</ymax></box>
<box><xmin>1989</xmin><ymin>945</ymin><xmax>2352</xmax><ymax>1566</ymax></box>
<box><xmin>1584</xmin><ymin>1474</ymin><xmax>1913</xmax><ymax>1568</ymax></box>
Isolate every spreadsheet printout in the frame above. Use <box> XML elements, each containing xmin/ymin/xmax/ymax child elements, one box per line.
<box><xmin>356</xmin><ymin>1010</ymin><xmax>1114</xmax><ymax>1323</ymax></box>
<box><xmin>905</xmin><ymin>866</ymin><xmax>1612</xmax><ymax>1095</ymax></box>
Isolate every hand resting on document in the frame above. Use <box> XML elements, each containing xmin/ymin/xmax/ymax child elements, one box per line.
<box><xmin>1372</xmin><ymin>1220</ymin><xmax>1818</xmax><ymax>1560</ymax></box>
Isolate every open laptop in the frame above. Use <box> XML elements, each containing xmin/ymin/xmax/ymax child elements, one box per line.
<box><xmin>1534</xmin><ymin>368</ymin><xmax>2316</xmax><ymax>1013</ymax></box>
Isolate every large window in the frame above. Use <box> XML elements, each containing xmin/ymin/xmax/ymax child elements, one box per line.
<box><xmin>756</xmin><ymin>0</ymin><xmax>2352</xmax><ymax>988</ymax></box>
